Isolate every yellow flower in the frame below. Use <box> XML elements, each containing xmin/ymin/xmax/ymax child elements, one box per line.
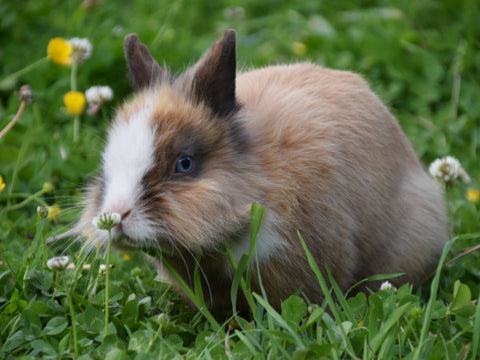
<box><xmin>47</xmin><ymin>204</ymin><xmax>61</xmax><ymax>221</ymax></box>
<box><xmin>466</xmin><ymin>188</ymin><xmax>480</xmax><ymax>203</ymax></box>
<box><xmin>47</xmin><ymin>38</ymin><xmax>73</xmax><ymax>66</ymax></box>
<box><xmin>292</xmin><ymin>42</ymin><xmax>307</xmax><ymax>56</ymax></box>
<box><xmin>122</xmin><ymin>252</ymin><xmax>131</xmax><ymax>261</ymax></box>
<box><xmin>63</xmin><ymin>91</ymin><xmax>86</xmax><ymax>115</ymax></box>
<box><xmin>0</xmin><ymin>176</ymin><xmax>5</xmax><ymax>192</ymax></box>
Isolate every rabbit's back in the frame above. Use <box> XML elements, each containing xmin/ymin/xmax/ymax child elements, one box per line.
<box><xmin>235</xmin><ymin>63</ymin><xmax>448</xmax><ymax>293</ymax></box>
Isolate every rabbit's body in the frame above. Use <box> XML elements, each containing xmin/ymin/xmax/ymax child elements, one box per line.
<box><xmin>76</xmin><ymin>30</ymin><xmax>448</xmax><ymax>311</ymax></box>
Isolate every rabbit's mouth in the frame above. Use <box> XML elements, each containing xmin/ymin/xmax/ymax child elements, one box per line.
<box><xmin>114</xmin><ymin>233</ymin><xmax>163</xmax><ymax>257</ymax></box>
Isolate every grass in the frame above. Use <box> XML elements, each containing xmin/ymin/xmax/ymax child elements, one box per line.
<box><xmin>1</xmin><ymin>0</ymin><xmax>480</xmax><ymax>358</ymax></box>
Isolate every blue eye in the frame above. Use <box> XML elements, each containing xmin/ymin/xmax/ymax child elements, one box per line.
<box><xmin>175</xmin><ymin>156</ymin><xmax>193</xmax><ymax>174</ymax></box>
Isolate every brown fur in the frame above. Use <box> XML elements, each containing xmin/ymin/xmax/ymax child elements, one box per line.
<box><xmin>77</xmin><ymin>30</ymin><xmax>449</xmax><ymax>312</ymax></box>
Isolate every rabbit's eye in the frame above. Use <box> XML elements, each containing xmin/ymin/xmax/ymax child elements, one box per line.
<box><xmin>175</xmin><ymin>156</ymin><xmax>194</xmax><ymax>174</ymax></box>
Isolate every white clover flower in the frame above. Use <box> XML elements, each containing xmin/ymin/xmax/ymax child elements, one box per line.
<box><xmin>99</xmin><ymin>264</ymin><xmax>107</xmax><ymax>275</ymax></box>
<box><xmin>68</xmin><ymin>37</ymin><xmax>92</xmax><ymax>64</ymax></box>
<box><xmin>86</xmin><ymin>86</ymin><xmax>113</xmax><ymax>105</ymax></box>
<box><xmin>92</xmin><ymin>212</ymin><xmax>121</xmax><ymax>230</ymax></box>
<box><xmin>47</xmin><ymin>256</ymin><xmax>70</xmax><ymax>271</ymax></box>
<box><xmin>86</xmin><ymin>85</ymin><xmax>114</xmax><ymax>114</ymax></box>
<box><xmin>379</xmin><ymin>281</ymin><xmax>397</xmax><ymax>292</ymax></box>
<box><xmin>428</xmin><ymin>156</ymin><xmax>465</xmax><ymax>183</ymax></box>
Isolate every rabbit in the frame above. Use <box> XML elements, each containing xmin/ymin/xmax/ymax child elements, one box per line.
<box><xmin>72</xmin><ymin>29</ymin><xmax>449</xmax><ymax>312</ymax></box>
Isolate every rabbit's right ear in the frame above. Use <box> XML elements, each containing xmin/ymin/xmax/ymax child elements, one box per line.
<box><xmin>124</xmin><ymin>34</ymin><xmax>163</xmax><ymax>91</ymax></box>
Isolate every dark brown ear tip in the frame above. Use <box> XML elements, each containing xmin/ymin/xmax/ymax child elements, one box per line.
<box><xmin>222</xmin><ymin>29</ymin><xmax>236</xmax><ymax>43</ymax></box>
<box><xmin>124</xmin><ymin>33</ymin><xmax>140</xmax><ymax>49</ymax></box>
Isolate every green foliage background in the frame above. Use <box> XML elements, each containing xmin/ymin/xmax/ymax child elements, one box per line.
<box><xmin>0</xmin><ymin>0</ymin><xmax>479</xmax><ymax>358</ymax></box>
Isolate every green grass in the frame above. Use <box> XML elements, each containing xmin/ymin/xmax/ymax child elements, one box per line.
<box><xmin>1</xmin><ymin>0</ymin><xmax>480</xmax><ymax>358</ymax></box>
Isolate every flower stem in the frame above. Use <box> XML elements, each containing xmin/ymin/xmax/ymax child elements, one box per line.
<box><xmin>70</xmin><ymin>62</ymin><xmax>78</xmax><ymax>91</ymax></box>
<box><xmin>0</xmin><ymin>57</ymin><xmax>48</xmax><ymax>89</ymax></box>
<box><xmin>67</xmin><ymin>291</ymin><xmax>79</xmax><ymax>358</ymax></box>
<box><xmin>5</xmin><ymin>189</ymin><xmax>47</xmax><ymax>211</ymax></box>
<box><xmin>73</xmin><ymin>115</ymin><xmax>80</xmax><ymax>143</ymax></box>
<box><xmin>0</xmin><ymin>97</ymin><xmax>27</xmax><ymax>140</ymax></box>
<box><xmin>70</xmin><ymin>61</ymin><xmax>80</xmax><ymax>143</ymax></box>
<box><xmin>104</xmin><ymin>229</ymin><xmax>113</xmax><ymax>336</ymax></box>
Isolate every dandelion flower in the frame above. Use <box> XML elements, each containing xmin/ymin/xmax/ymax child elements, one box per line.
<box><xmin>85</xmin><ymin>85</ymin><xmax>114</xmax><ymax>114</ymax></box>
<box><xmin>68</xmin><ymin>37</ymin><xmax>93</xmax><ymax>64</ymax></box>
<box><xmin>122</xmin><ymin>252</ymin><xmax>131</xmax><ymax>261</ymax></box>
<box><xmin>428</xmin><ymin>156</ymin><xmax>462</xmax><ymax>183</ymax></box>
<box><xmin>379</xmin><ymin>281</ymin><xmax>397</xmax><ymax>291</ymax></box>
<box><xmin>47</xmin><ymin>204</ymin><xmax>61</xmax><ymax>222</ymax></box>
<box><xmin>47</xmin><ymin>256</ymin><xmax>70</xmax><ymax>271</ymax></box>
<box><xmin>63</xmin><ymin>91</ymin><xmax>86</xmax><ymax>115</ymax></box>
<box><xmin>92</xmin><ymin>212</ymin><xmax>121</xmax><ymax>230</ymax></box>
<box><xmin>0</xmin><ymin>175</ymin><xmax>5</xmax><ymax>192</ymax></box>
<box><xmin>47</xmin><ymin>38</ymin><xmax>73</xmax><ymax>66</ymax></box>
<box><xmin>467</xmin><ymin>188</ymin><xmax>480</xmax><ymax>203</ymax></box>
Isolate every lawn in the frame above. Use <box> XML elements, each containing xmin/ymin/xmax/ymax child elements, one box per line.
<box><xmin>1</xmin><ymin>0</ymin><xmax>479</xmax><ymax>358</ymax></box>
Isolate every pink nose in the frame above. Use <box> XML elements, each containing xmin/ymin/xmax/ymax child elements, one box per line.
<box><xmin>105</xmin><ymin>200</ymin><xmax>132</xmax><ymax>223</ymax></box>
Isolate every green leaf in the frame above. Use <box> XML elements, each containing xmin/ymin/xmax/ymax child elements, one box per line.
<box><xmin>30</xmin><ymin>339</ymin><xmax>57</xmax><ymax>356</ymax></box>
<box><xmin>293</xmin><ymin>344</ymin><xmax>336</xmax><ymax>359</ymax></box>
<box><xmin>128</xmin><ymin>330</ymin><xmax>151</xmax><ymax>353</ymax></box>
<box><xmin>41</xmin><ymin>316</ymin><xmax>68</xmax><ymax>336</ymax></box>
<box><xmin>2</xmin><ymin>329</ymin><xmax>35</xmax><ymax>353</ymax></box>
<box><xmin>28</xmin><ymin>301</ymin><xmax>55</xmax><ymax>317</ymax></box>
<box><xmin>77</xmin><ymin>305</ymin><xmax>104</xmax><ymax>334</ymax></box>
<box><xmin>301</xmin><ymin>305</ymin><xmax>324</xmax><ymax>331</ymax></box>
<box><xmin>21</xmin><ymin>308</ymin><xmax>42</xmax><ymax>336</ymax></box>
<box><xmin>281</xmin><ymin>295</ymin><xmax>307</xmax><ymax>326</ymax></box>
<box><xmin>449</xmin><ymin>280</ymin><xmax>472</xmax><ymax>313</ymax></box>
<box><xmin>58</xmin><ymin>333</ymin><xmax>71</xmax><ymax>355</ymax></box>
<box><xmin>105</xmin><ymin>347</ymin><xmax>125</xmax><ymax>360</ymax></box>
<box><xmin>121</xmin><ymin>294</ymin><xmax>139</xmax><ymax>327</ymax></box>
<box><xmin>430</xmin><ymin>300</ymin><xmax>447</xmax><ymax>320</ymax></box>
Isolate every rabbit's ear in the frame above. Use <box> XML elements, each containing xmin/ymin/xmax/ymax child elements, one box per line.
<box><xmin>192</xmin><ymin>29</ymin><xmax>238</xmax><ymax>116</ymax></box>
<box><xmin>124</xmin><ymin>34</ymin><xmax>163</xmax><ymax>91</ymax></box>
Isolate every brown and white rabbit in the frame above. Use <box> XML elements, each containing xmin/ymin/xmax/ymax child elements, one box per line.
<box><xmin>74</xmin><ymin>29</ymin><xmax>449</xmax><ymax>311</ymax></box>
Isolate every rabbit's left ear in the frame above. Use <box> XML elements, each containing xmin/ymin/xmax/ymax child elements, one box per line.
<box><xmin>124</xmin><ymin>34</ymin><xmax>164</xmax><ymax>91</ymax></box>
<box><xmin>191</xmin><ymin>29</ymin><xmax>238</xmax><ymax>117</ymax></box>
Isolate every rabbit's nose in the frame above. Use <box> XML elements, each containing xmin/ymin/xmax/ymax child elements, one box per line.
<box><xmin>104</xmin><ymin>198</ymin><xmax>133</xmax><ymax>222</ymax></box>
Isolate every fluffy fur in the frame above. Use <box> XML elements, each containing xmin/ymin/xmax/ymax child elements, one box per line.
<box><xmin>75</xmin><ymin>30</ymin><xmax>449</xmax><ymax>311</ymax></box>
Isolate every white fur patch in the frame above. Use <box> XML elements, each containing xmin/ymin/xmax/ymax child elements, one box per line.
<box><xmin>101</xmin><ymin>95</ymin><xmax>156</xmax><ymax>226</ymax></box>
<box><xmin>230</xmin><ymin>210</ymin><xmax>288</xmax><ymax>264</ymax></box>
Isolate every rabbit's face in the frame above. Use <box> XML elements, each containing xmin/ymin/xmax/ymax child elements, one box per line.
<box><xmin>79</xmin><ymin>31</ymin><xmax>273</xmax><ymax>257</ymax></box>
<box><xmin>88</xmin><ymin>87</ymin><xmax>256</xmax><ymax>254</ymax></box>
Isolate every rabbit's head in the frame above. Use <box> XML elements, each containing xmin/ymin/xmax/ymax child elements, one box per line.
<box><xmin>78</xmin><ymin>31</ymin><xmax>268</xmax><ymax>256</ymax></box>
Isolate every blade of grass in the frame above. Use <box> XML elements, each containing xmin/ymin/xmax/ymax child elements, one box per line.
<box><xmin>246</xmin><ymin>203</ymin><xmax>264</xmax><ymax>287</ymax></box>
<box><xmin>369</xmin><ymin>301</ymin><xmax>412</xmax><ymax>353</ymax></box>
<box><xmin>252</xmin><ymin>292</ymin><xmax>305</xmax><ymax>349</ymax></box>
<box><xmin>471</xmin><ymin>294</ymin><xmax>480</xmax><ymax>359</ymax></box>
<box><xmin>346</xmin><ymin>273</ymin><xmax>404</xmax><ymax>297</ymax></box>
<box><xmin>193</xmin><ymin>254</ymin><xmax>206</xmax><ymax>309</ymax></box>
<box><xmin>298</xmin><ymin>232</ymin><xmax>356</xmax><ymax>356</ymax></box>
<box><xmin>326</xmin><ymin>266</ymin><xmax>353</xmax><ymax>321</ymax></box>
<box><xmin>161</xmin><ymin>257</ymin><xmax>223</xmax><ymax>336</ymax></box>
<box><xmin>413</xmin><ymin>236</ymin><xmax>458</xmax><ymax>360</ymax></box>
